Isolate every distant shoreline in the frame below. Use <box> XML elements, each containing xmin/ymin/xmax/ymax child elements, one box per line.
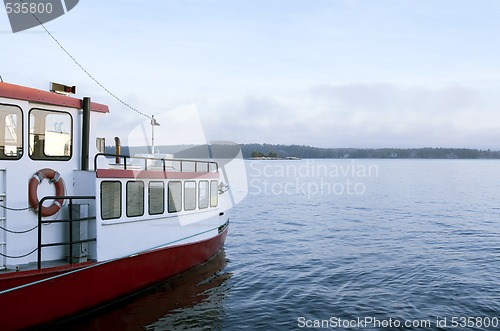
<box><xmin>241</xmin><ymin>143</ymin><xmax>500</xmax><ymax>160</ymax></box>
<box><xmin>105</xmin><ymin>143</ymin><xmax>500</xmax><ymax>160</ymax></box>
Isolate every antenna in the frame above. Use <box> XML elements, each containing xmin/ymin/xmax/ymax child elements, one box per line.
<box><xmin>151</xmin><ymin>115</ymin><xmax>160</xmax><ymax>154</ymax></box>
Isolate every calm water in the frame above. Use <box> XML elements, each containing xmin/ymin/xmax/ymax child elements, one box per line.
<box><xmin>55</xmin><ymin>160</ymin><xmax>500</xmax><ymax>330</ymax></box>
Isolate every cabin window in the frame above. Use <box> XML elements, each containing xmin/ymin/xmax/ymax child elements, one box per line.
<box><xmin>168</xmin><ymin>181</ymin><xmax>182</xmax><ymax>213</ymax></box>
<box><xmin>101</xmin><ymin>181</ymin><xmax>121</xmax><ymax>220</ymax></box>
<box><xmin>210</xmin><ymin>180</ymin><xmax>218</xmax><ymax>207</ymax></box>
<box><xmin>127</xmin><ymin>181</ymin><xmax>144</xmax><ymax>217</ymax></box>
<box><xmin>0</xmin><ymin>104</ymin><xmax>23</xmax><ymax>160</ymax></box>
<box><xmin>198</xmin><ymin>181</ymin><xmax>209</xmax><ymax>209</ymax></box>
<box><xmin>184</xmin><ymin>181</ymin><xmax>196</xmax><ymax>211</ymax></box>
<box><xmin>149</xmin><ymin>181</ymin><xmax>164</xmax><ymax>215</ymax></box>
<box><xmin>29</xmin><ymin>109</ymin><xmax>72</xmax><ymax>160</ymax></box>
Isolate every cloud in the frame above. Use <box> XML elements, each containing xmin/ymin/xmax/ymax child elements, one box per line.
<box><xmin>201</xmin><ymin>83</ymin><xmax>500</xmax><ymax>149</ymax></box>
<box><xmin>310</xmin><ymin>83</ymin><xmax>481</xmax><ymax>114</ymax></box>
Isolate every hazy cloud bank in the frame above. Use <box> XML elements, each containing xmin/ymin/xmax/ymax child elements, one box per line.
<box><xmin>202</xmin><ymin>83</ymin><xmax>500</xmax><ymax>149</ymax></box>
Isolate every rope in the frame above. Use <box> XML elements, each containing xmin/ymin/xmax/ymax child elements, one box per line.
<box><xmin>0</xmin><ymin>248</ymin><xmax>37</xmax><ymax>259</ymax></box>
<box><xmin>0</xmin><ymin>204</ymin><xmax>32</xmax><ymax>211</ymax></box>
<box><xmin>0</xmin><ymin>224</ymin><xmax>37</xmax><ymax>234</ymax></box>
<box><xmin>17</xmin><ymin>0</ymin><xmax>151</xmax><ymax>120</ymax></box>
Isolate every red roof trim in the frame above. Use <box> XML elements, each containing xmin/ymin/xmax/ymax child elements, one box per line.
<box><xmin>96</xmin><ymin>169</ymin><xmax>219</xmax><ymax>179</ymax></box>
<box><xmin>0</xmin><ymin>82</ymin><xmax>109</xmax><ymax>113</ymax></box>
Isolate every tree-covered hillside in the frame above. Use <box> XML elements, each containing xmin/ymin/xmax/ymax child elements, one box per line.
<box><xmin>106</xmin><ymin>143</ymin><xmax>500</xmax><ymax>159</ymax></box>
<box><xmin>240</xmin><ymin>144</ymin><xmax>500</xmax><ymax>159</ymax></box>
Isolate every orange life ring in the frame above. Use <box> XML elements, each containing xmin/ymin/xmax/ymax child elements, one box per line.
<box><xmin>28</xmin><ymin>168</ymin><xmax>65</xmax><ymax>217</ymax></box>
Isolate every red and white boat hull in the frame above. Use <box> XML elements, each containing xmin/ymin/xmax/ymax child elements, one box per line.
<box><xmin>0</xmin><ymin>223</ymin><xmax>228</xmax><ymax>331</ymax></box>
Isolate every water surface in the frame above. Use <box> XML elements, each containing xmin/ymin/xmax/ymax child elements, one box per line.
<box><xmin>58</xmin><ymin>160</ymin><xmax>500</xmax><ymax>330</ymax></box>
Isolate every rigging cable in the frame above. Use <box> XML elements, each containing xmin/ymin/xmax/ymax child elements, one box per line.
<box><xmin>18</xmin><ymin>0</ymin><xmax>151</xmax><ymax>120</ymax></box>
<box><xmin>0</xmin><ymin>74</ymin><xmax>3</xmax><ymax>82</ymax></box>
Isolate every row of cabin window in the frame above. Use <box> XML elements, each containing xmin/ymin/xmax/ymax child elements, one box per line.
<box><xmin>101</xmin><ymin>180</ymin><xmax>219</xmax><ymax>220</ymax></box>
<box><xmin>0</xmin><ymin>104</ymin><xmax>72</xmax><ymax>160</ymax></box>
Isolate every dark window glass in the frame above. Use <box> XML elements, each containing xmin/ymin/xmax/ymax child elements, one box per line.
<box><xmin>199</xmin><ymin>181</ymin><xmax>209</xmax><ymax>209</ymax></box>
<box><xmin>101</xmin><ymin>181</ymin><xmax>121</xmax><ymax>220</ymax></box>
<box><xmin>149</xmin><ymin>181</ymin><xmax>164</xmax><ymax>215</ymax></box>
<box><xmin>184</xmin><ymin>181</ymin><xmax>196</xmax><ymax>211</ymax></box>
<box><xmin>168</xmin><ymin>181</ymin><xmax>182</xmax><ymax>213</ymax></box>
<box><xmin>127</xmin><ymin>181</ymin><xmax>144</xmax><ymax>217</ymax></box>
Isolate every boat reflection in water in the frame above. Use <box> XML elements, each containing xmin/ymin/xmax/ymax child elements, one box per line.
<box><xmin>49</xmin><ymin>250</ymin><xmax>231</xmax><ymax>330</ymax></box>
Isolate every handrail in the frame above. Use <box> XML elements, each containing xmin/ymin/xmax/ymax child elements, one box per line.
<box><xmin>37</xmin><ymin>195</ymin><xmax>96</xmax><ymax>269</ymax></box>
<box><xmin>93</xmin><ymin>153</ymin><xmax>218</xmax><ymax>173</ymax></box>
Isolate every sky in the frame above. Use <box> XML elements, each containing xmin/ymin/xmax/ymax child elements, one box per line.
<box><xmin>1</xmin><ymin>0</ymin><xmax>500</xmax><ymax>149</ymax></box>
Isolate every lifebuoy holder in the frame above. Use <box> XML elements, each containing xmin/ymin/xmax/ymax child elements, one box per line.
<box><xmin>28</xmin><ymin>168</ymin><xmax>65</xmax><ymax>217</ymax></box>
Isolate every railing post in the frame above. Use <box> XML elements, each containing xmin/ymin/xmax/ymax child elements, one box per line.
<box><xmin>94</xmin><ymin>154</ymin><xmax>99</xmax><ymax>171</ymax></box>
<box><xmin>69</xmin><ymin>198</ymin><xmax>73</xmax><ymax>265</ymax></box>
<box><xmin>37</xmin><ymin>207</ymin><xmax>42</xmax><ymax>269</ymax></box>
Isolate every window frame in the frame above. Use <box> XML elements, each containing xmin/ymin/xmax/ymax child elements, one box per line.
<box><xmin>210</xmin><ymin>180</ymin><xmax>219</xmax><ymax>207</ymax></box>
<box><xmin>126</xmin><ymin>181</ymin><xmax>145</xmax><ymax>218</ymax></box>
<box><xmin>198</xmin><ymin>180</ymin><xmax>209</xmax><ymax>209</ymax></box>
<box><xmin>100</xmin><ymin>181</ymin><xmax>122</xmax><ymax>220</ymax></box>
<box><xmin>0</xmin><ymin>103</ymin><xmax>23</xmax><ymax>160</ymax></box>
<box><xmin>148</xmin><ymin>181</ymin><xmax>165</xmax><ymax>215</ymax></box>
<box><xmin>168</xmin><ymin>181</ymin><xmax>182</xmax><ymax>213</ymax></box>
<box><xmin>28</xmin><ymin>108</ymin><xmax>73</xmax><ymax>161</ymax></box>
<box><xmin>184</xmin><ymin>181</ymin><xmax>197</xmax><ymax>211</ymax></box>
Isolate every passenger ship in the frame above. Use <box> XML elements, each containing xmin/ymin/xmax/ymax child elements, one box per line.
<box><xmin>0</xmin><ymin>81</ymin><xmax>233</xmax><ymax>330</ymax></box>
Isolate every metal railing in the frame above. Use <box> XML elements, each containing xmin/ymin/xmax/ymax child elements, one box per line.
<box><xmin>94</xmin><ymin>153</ymin><xmax>218</xmax><ymax>173</ymax></box>
<box><xmin>37</xmin><ymin>196</ymin><xmax>96</xmax><ymax>269</ymax></box>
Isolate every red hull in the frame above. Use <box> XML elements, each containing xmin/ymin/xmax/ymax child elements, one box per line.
<box><xmin>0</xmin><ymin>226</ymin><xmax>228</xmax><ymax>330</ymax></box>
